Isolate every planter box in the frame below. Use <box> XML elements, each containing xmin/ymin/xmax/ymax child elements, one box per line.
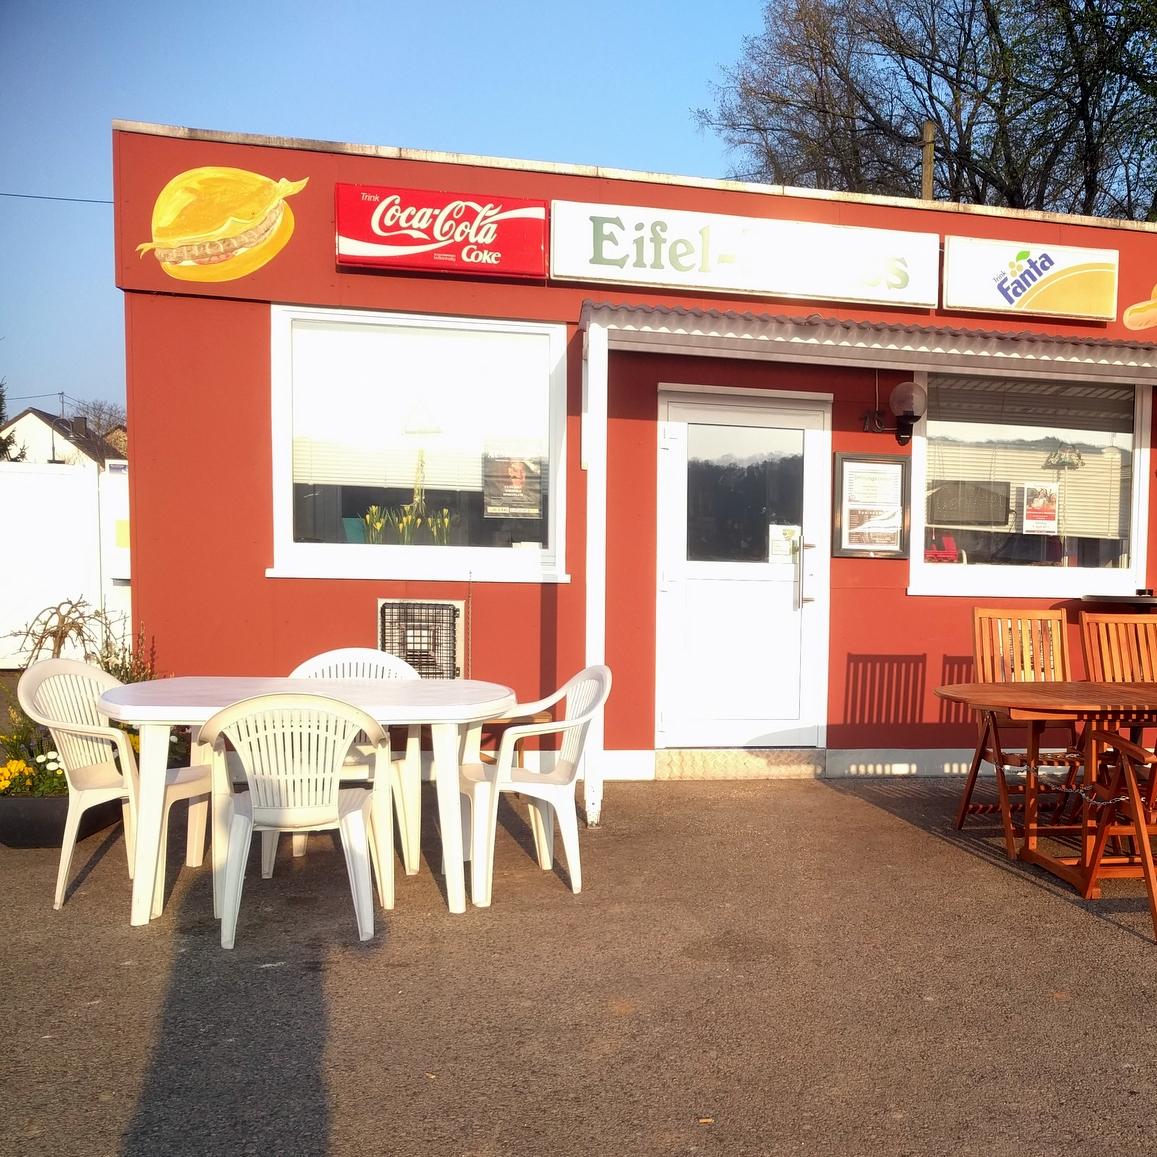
<box><xmin>0</xmin><ymin>796</ymin><xmax>122</xmax><ymax>849</ymax></box>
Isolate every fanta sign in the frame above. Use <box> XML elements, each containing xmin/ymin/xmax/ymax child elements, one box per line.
<box><xmin>550</xmin><ymin>200</ymin><xmax>940</xmax><ymax>307</ymax></box>
<box><xmin>335</xmin><ymin>185</ymin><xmax>548</xmax><ymax>278</ymax></box>
<box><xmin>995</xmin><ymin>251</ymin><xmax>1057</xmax><ymax>304</ymax></box>
<box><xmin>943</xmin><ymin>235</ymin><xmax>1118</xmax><ymax>320</ymax></box>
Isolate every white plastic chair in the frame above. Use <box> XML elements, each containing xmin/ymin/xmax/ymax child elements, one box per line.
<box><xmin>289</xmin><ymin>647</ymin><xmax>424</xmax><ymax>876</ymax></box>
<box><xmin>458</xmin><ymin>665</ymin><xmax>612</xmax><ymax>907</ymax></box>
<box><xmin>198</xmin><ymin>692</ymin><xmax>392</xmax><ymax>949</ymax></box>
<box><xmin>17</xmin><ymin>658</ymin><xmax>211</xmax><ymax>912</ymax></box>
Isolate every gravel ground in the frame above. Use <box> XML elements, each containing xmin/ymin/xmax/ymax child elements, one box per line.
<box><xmin>3</xmin><ymin>777</ymin><xmax>1156</xmax><ymax>1157</ymax></box>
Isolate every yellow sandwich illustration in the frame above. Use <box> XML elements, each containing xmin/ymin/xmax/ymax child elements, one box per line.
<box><xmin>138</xmin><ymin>166</ymin><xmax>308</xmax><ymax>282</ymax></box>
<box><xmin>1123</xmin><ymin>282</ymin><xmax>1157</xmax><ymax>330</ymax></box>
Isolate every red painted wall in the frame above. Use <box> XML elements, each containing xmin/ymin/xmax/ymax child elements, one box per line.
<box><xmin>126</xmin><ymin>293</ymin><xmax>588</xmax><ymax>707</ymax></box>
<box><xmin>114</xmin><ymin>125</ymin><xmax>1157</xmax><ymax>753</ymax></box>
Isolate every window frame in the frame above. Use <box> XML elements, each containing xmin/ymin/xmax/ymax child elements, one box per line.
<box><xmin>268</xmin><ymin>304</ymin><xmax>569</xmax><ymax>583</ymax></box>
<box><xmin>907</xmin><ymin>371</ymin><xmax>1151</xmax><ymax>598</ymax></box>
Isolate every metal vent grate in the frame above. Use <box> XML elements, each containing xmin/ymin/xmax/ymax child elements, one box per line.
<box><xmin>378</xmin><ymin>601</ymin><xmax>460</xmax><ymax>678</ymax></box>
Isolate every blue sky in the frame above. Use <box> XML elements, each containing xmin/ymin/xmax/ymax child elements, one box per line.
<box><xmin>0</xmin><ymin>0</ymin><xmax>759</xmax><ymax>411</ymax></box>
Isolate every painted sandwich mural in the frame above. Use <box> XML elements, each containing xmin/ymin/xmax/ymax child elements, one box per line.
<box><xmin>137</xmin><ymin>166</ymin><xmax>308</xmax><ymax>282</ymax></box>
<box><xmin>1124</xmin><ymin>285</ymin><xmax>1157</xmax><ymax>330</ymax></box>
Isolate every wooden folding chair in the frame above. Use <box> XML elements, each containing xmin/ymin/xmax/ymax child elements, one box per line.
<box><xmin>954</xmin><ymin>608</ymin><xmax>1083</xmax><ymax>837</ymax></box>
<box><xmin>1080</xmin><ymin>612</ymin><xmax>1157</xmax><ymax>739</ymax></box>
<box><xmin>1080</xmin><ymin>731</ymin><xmax>1157</xmax><ymax>941</ymax></box>
<box><xmin>1081</xmin><ymin>611</ymin><xmax>1157</xmax><ymax>680</ymax></box>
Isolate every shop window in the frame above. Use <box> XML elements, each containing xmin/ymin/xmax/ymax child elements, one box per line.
<box><xmin>909</xmin><ymin>373</ymin><xmax>1150</xmax><ymax>597</ymax></box>
<box><xmin>269</xmin><ymin>307</ymin><xmax>567</xmax><ymax>582</ymax></box>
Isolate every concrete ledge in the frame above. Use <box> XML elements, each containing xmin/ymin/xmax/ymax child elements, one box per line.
<box><xmin>594</xmin><ymin>747</ymin><xmax>984</xmax><ymax>781</ymax></box>
<box><xmin>594</xmin><ymin>750</ymin><xmax>656</xmax><ymax>780</ymax></box>
<box><xmin>824</xmin><ymin>748</ymin><xmax>975</xmax><ymax>777</ymax></box>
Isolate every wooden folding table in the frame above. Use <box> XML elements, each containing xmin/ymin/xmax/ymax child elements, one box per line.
<box><xmin>936</xmin><ymin>681</ymin><xmax>1157</xmax><ymax>897</ymax></box>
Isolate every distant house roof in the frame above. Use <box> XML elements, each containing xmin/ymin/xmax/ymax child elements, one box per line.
<box><xmin>0</xmin><ymin>407</ymin><xmax>128</xmax><ymax>465</ymax></box>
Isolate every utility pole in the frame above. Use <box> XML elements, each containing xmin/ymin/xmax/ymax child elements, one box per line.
<box><xmin>921</xmin><ymin>121</ymin><xmax>936</xmax><ymax>200</ymax></box>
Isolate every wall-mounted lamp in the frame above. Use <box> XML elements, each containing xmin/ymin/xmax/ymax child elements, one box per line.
<box><xmin>863</xmin><ymin>380</ymin><xmax>928</xmax><ymax>446</ymax></box>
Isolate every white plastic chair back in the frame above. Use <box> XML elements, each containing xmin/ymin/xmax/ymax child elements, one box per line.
<box><xmin>552</xmin><ymin>666</ymin><xmax>612</xmax><ymax>783</ymax></box>
<box><xmin>501</xmin><ymin>665</ymin><xmax>613</xmax><ymax>786</ymax></box>
<box><xmin>289</xmin><ymin>647</ymin><xmax>423</xmax><ymax>876</ymax></box>
<box><xmin>17</xmin><ymin>659</ymin><xmax>133</xmax><ymax>794</ymax></box>
<box><xmin>198</xmin><ymin>693</ymin><xmax>387</xmax><ymax>830</ymax></box>
<box><xmin>290</xmin><ymin>648</ymin><xmax>419</xmax><ymax>681</ymax></box>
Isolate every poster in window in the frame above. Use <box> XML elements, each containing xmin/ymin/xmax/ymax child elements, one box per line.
<box><xmin>1022</xmin><ymin>481</ymin><xmax>1059</xmax><ymax>534</ymax></box>
<box><xmin>832</xmin><ymin>453</ymin><xmax>909</xmax><ymax>558</ymax></box>
<box><xmin>483</xmin><ymin>454</ymin><xmax>542</xmax><ymax>518</ymax></box>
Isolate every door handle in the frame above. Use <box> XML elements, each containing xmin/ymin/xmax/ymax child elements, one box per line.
<box><xmin>795</xmin><ymin>540</ymin><xmax>815</xmax><ymax>610</ymax></box>
<box><xmin>794</xmin><ymin>538</ymin><xmax>804</xmax><ymax>610</ymax></box>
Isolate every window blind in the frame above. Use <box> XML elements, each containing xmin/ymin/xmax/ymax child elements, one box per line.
<box><xmin>929</xmin><ymin>375</ymin><xmax>1134</xmax><ymax>434</ymax></box>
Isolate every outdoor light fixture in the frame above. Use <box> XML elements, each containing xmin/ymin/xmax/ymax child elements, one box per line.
<box><xmin>863</xmin><ymin>380</ymin><xmax>928</xmax><ymax>446</ymax></box>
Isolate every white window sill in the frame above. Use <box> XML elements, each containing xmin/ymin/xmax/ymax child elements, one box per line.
<box><xmin>267</xmin><ymin>546</ymin><xmax>569</xmax><ymax>584</ymax></box>
<box><xmin>907</xmin><ymin>563</ymin><xmax>1144</xmax><ymax>599</ymax></box>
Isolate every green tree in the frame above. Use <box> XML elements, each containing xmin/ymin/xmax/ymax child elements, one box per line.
<box><xmin>698</xmin><ymin>0</ymin><xmax>1157</xmax><ymax>218</ymax></box>
<box><xmin>0</xmin><ymin>378</ymin><xmax>24</xmax><ymax>462</ymax></box>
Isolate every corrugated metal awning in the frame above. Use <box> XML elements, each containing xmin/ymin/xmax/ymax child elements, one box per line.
<box><xmin>580</xmin><ymin>302</ymin><xmax>1157</xmax><ymax>383</ymax></box>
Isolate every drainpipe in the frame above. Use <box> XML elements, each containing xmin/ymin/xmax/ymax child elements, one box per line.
<box><xmin>581</xmin><ymin>316</ymin><xmax>609</xmax><ymax>825</ymax></box>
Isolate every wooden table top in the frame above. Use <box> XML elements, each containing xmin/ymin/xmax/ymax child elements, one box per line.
<box><xmin>936</xmin><ymin>681</ymin><xmax>1157</xmax><ymax>719</ymax></box>
<box><xmin>1079</xmin><ymin>594</ymin><xmax>1157</xmax><ymax>609</ymax></box>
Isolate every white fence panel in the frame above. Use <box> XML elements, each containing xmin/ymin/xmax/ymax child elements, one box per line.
<box><xmin>0</xmin><ymin>462</ymin><xmax>130</xmax><ymax>668</ymax></box>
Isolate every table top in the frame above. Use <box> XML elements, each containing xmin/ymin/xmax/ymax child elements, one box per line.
<box><xmin>1079</xmin><ymin>594</ymin><xmax>1157</xmax><ymax>608</ymax></box>
<box><xmin>936</xmin><ymin>680</ymin><xmax>1157</xmax><ymax>719</ymax></box>
<box><xmin>99</xmin><ymin>676</ymin><xmax>517</xmax><ymax>727</ymax></box>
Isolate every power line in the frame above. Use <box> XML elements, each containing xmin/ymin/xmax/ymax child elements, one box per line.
<box><xmin>8</xmin><ymin>392</ymin><xmax>120</xmax><ymax>412</ymax></box>
<box><xmin>0</xmin><ymin>191</ymin><xmax>112</xmax><ymax>205</ymax></box>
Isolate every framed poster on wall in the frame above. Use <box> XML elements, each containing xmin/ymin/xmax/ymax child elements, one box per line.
<box><xmin>832</xmin><ymin>453</ymin><xmax>910</xmax><ymax>559</ymax></box>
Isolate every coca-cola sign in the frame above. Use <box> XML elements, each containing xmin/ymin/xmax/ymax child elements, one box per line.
<box><xmin>335</xmin><ymin>184</ymin><xmax>547</xmax><ymax>277</ymax></box>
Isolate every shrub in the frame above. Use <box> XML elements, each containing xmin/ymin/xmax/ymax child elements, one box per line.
<box><xmin>1</xmin><ymin>602</ymin><xmax>180</xmax><ymax>795</ymax></box>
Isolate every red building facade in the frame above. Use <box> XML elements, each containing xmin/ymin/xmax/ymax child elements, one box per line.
<box><xmin>113</xmin><ymin>121</ymin><xmax>1157</xmax><ymax>811</ymax></box>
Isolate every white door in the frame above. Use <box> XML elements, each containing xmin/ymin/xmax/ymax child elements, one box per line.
<box><xmin>656</xmin><ymin>393</ymin><xmax>830</xmax><ymax>747</ymax></box>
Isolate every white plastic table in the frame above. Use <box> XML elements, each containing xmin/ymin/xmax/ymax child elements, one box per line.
<box><xmin>98</xmin><ymin>676</ymin><xmax>516</xmax><ymax>926</ymax></box>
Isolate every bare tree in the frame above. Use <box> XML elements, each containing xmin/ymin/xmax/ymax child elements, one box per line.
<box><xmin>698</xmin><ymin>0</ymin><xmax>1157</xmax><ymax>218</ymax></box>
<box><xmin>9</xmin><ymin>596</ymin><xmax>159</xmax><ymax>681</ymax></box>
<box><xmin>69</xmin><ymin>396</ymin><xmax>126</xmax><ymax>436</ymax></box>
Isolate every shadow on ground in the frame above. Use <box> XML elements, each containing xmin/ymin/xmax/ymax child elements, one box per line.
<box><xmin>822</xmin><ymin>774</ymin><xmax>1157</xmax><ymax>944</ymax></box>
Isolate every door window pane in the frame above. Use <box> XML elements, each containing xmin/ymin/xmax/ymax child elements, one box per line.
<box><xmin>686</xmin><ymin>423</ymin><xmax>803</xmax><ymax>561</ymax></box>
<box><xmin>924</xmin><ymin>375</ymin><xmax>1133</xmax><ymax>569</ymax></box>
